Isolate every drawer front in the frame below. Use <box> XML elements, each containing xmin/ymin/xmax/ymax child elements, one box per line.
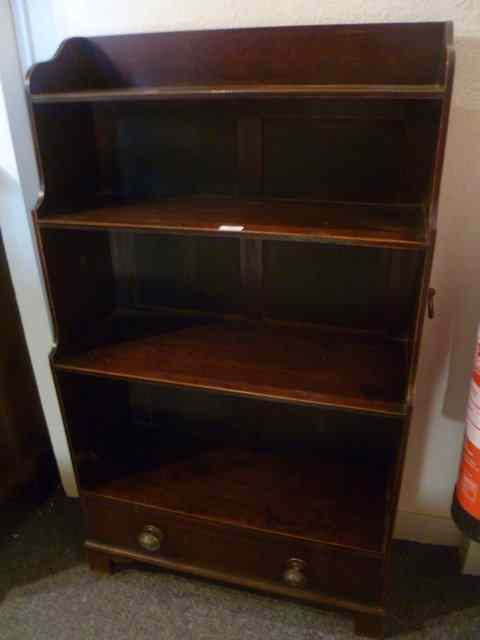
<box><xmin>83</xmin><ymin>494</ymin><xmax>383</xmax><ymax>605</ymax></box>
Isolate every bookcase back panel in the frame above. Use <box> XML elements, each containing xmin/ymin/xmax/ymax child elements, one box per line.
<box><xmin>122</xmin><ymin>233</ymin><xmax>242</xmax><ymax>314</ymax></box>
<box><xmin>263</xmin><ymin>117</ymin><xmax>403</xmax><ymax>202</ymax></box>
<box><xmin>264</xmin><ymin>242</ymin><xmax>422</xmax><ymax>334</ymax></box>
<box><xmin>261</xmin><ymin>99</ymin><xmax>440</xmax><ymax>204</ymax></box>
<box><xmin>111</xmin><ymin>108</ymin><xmax>238</xmax><ymax>199</ymax></box>
<box><xmin>128</xmin><ymin>382</ymin><xmax>402</xmax><ymax>457</ymax></box>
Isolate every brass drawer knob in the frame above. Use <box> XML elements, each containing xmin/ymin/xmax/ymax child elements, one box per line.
<box><xmin>138</xmin><ymin>525</ymin><xmax>164</xmax><ymax>552</ymax></box>
<box><xmin>283</xmin><ymin>558</ymin><xmax>307</xmax><ymax>588</ymax></box>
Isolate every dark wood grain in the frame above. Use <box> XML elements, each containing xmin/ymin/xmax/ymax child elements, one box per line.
<box><xmin>405</xmin><ymin>26</ymin><xmax>456</xmax><ymax>396</ymax></box>
<box><xmin>39</xmin><ymin>228</ymin><xmax>115</xmax><ymax>347</ymax></box>
<box><xmin>355</xmin><ymin>612</ymin><xmax>385</xmax><ymax>638</ymax></box>
<box><xmin>237</xmin><ymin>117</ymin><xmax>263</xmax><ymax>195</ymax></box>
<box><xmin>86</xmin><ymin>540</ymin><xmax>385</xmax><ymax>619</ymax></box>
<box><xmin>38</xmin><ymin>197</ymin><xmax>427</xmax><ymax>249</ymax></box>
<box><xmin>32</xmin><ymin>103</ymin><xmax>100</xmax><ymax>213</ymax></box>
<box><xmin>83</xmin><ymin>445</ymin><xmax>391</xmax><ymax>553</ymax></box>
<box><xmin>54</xmin><ymin>317</ymin><xmax>408</xmax><ymax>416</ymax></box>
<box><xmin>31</xmin><ymin>84</ymin><xmax>446</xmax><ymax>104</ymax></box>
<box><xmin>28</xmin><ymin>23</ymin><xmax>448</xmax><ymax>95</ymax></box>
<box><xmin>263</xmin><ymin>242</ymin><xmax>420</xmax><ymax>336</ymax></box>
<box><xmin>85</xmin><ymin>546</ymin><xmax>114</xmax><ymax>574</ymax></box>
<box><xmin>32</xmin><ymin>99</ymin><xmax>441</xmax><ymax>216</ymax></box>
<box><xmin>240</xmin><ymin>239</ymin><xmax>264</xmax><ymax>318</ymax></box>
<box><xmin>27</xmin><ymin>23</ymin><xmax>454</xmax><ymax>637</ymax></box>
<box><xmin>84</xmin><ymin>492</ymin><xmax>385</xmax><ymax>603</ymax></box>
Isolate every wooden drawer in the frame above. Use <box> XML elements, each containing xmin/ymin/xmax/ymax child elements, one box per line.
<box><xmin>83</xmin><ymin>494</ymin><xmax>384</xmax><ymax>608</ymax></box>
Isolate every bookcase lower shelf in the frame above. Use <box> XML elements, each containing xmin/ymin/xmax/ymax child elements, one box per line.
<box><xmin>83</xmin><ymin>487</ymin><xmax>387</xmax><ymax>626</ymax></box>
<box><xmin>78</xmin><ymin>435</ymin><xmax>391</xmax><ymax>634</ymax></box>
<box><xmin>82</xmin><ymin>445</ymin><xmax>392</xmax><ymax>553</ymax></box>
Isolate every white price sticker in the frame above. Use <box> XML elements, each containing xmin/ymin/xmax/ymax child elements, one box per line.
<box><xmin>218</xmin><ymin>225</ymin><xmax>244</xmax><ymax>232</ymax></box>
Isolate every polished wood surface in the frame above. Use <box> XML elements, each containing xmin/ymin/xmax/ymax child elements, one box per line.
<box><xmin>86</xmin><ymin>540</ymin><xmax>385</xmax><ymax>619</ymax></box>
<box><xmin>28</xmin><ymin>23</ymin><xmax>454</xmax><ymax>638</ymax></box>
<box><xmin>83</xmin><ymin>444</ymin><xmax>391</xmax><ymax>553</ymax></box>
<box><xmin>31</xmin><ymin>83</ymin><xmax>446</xmax><ymax>104</ymax></box>
<box><xmin>54</xmin><ymin>318</ymin><xmax>408</xmax><ymax>416</ymax></box>
<box><xmin>39</xmin><ymin>196</ymin><xmax>427</xmax><ymax>249</ymax></box>
<box><xmin>85</xmin><ymin>547</ymin><xmax>114</xmax><ymax>574</ymax></box>
<box><xmin>60</xmin><ymin>371</ymin><xmax>397</xmax><ymax>624</ymax></box>
<box><xmin>32</xmin><ymin>98</ymin><xmax>442</xmax><ymax>217</ymax></box>
<box><xmin>355</xmin><ymin>612</ymin><xmax>385</xmax><ymax>638</ymax></box>
<box><xmin>28</xmin><ymin>23</ymin><xmax>447</xmax><ymax>95</ymax></box>
<box><xmin>84</xmin><ymin>494</ymin><xmax>385</xmax><ymax>605</ymax></box>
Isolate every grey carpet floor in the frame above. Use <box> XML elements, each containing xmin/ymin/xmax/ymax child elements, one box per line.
<box><xmin>2</xmin><ymin>491</ymin><xmax>480</xmax><ymax>639</ymax></box>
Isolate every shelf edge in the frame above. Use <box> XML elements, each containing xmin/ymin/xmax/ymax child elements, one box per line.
<box><xmin>38</xmin><ymin>218</ymin><xmax>428</xmax><ymax>251</ymax></box>
<box><xmin>53</xmin><ymin>362</ymin><xmax>408</xmax><ymax>418</ymax></box>
<box><xmin>86</xmin><ymin>540</ymin><xmax>386</xmax><ymax>615</ymax></box>
<box><xmin>31</xmin><ymin>83</ymin><xmax>446</xmax><ymax>104</ymax></box>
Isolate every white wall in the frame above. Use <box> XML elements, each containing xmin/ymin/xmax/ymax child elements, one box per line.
<box><xmin>17</xmin><ymin>0</ymin><xmax>480</xmax><ymax>543</ymax></box>
<box><xmin>0</xmin><ymin>1</ymin><xmax>77</xmax><ymax>496</ymax></box>
<box><xmin>0</xmin><ymin>90</ymin><xmax>19</xmax><ymax>181</ymax></box>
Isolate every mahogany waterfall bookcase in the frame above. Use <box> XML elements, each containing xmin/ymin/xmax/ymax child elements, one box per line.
<box><xmin>27</xmin><ymin>22</ymin><xmax>454</xmax><ymax>637</ymax></box>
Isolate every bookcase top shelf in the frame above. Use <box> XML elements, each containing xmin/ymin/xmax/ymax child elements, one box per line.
<box><xmin>27</xmin><ymin>22</ymin><xmax>453</xmax><ymax>100</ymax></box>
<box><xmin>31</xmin><ymin>83</ymin><xmax>446</xmax><ymax>104</ymax></box>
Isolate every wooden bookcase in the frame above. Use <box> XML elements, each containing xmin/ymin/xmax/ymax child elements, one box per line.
<box><xmin>28</xmin><ymin>23</ymin><xmax>454</xmax><ymax>637</ymax></box>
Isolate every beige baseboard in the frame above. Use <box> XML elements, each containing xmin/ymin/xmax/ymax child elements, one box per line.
<box><xmin>394</xmin><ymin>509</ymin><xmax>462</xmax><ymax>547</ymax></box>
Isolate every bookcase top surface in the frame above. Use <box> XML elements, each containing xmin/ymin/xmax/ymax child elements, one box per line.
<box><xmin>28</xmin><ymin>22</ymin><xmax>453</xmax><ymax>100</ymax></box>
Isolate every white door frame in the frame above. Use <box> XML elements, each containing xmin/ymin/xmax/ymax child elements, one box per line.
<box><xmin>0</xmin><ymin>0</ymin><xmax>77</xmax><ymax>496</ymax></box>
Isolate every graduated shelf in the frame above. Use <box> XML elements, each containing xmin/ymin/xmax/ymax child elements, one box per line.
<box><xmin>82</xmin><ymin>442</ymin><xmax>392</xmax><ymax>555</ymax></box>
<box><xmin>39</xmin><ymin>196</ymin><xmax>427</xmax><ymax>249</ymax></box>
<box><xmin>30</xmin><ymin>83</ymin><xmax>446</xmax><ymax>104</ymax></box>
<box><xmin>54</xmin><ymin>316</ymin><xmax>409</xmax><ymax>416</ymax></box>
